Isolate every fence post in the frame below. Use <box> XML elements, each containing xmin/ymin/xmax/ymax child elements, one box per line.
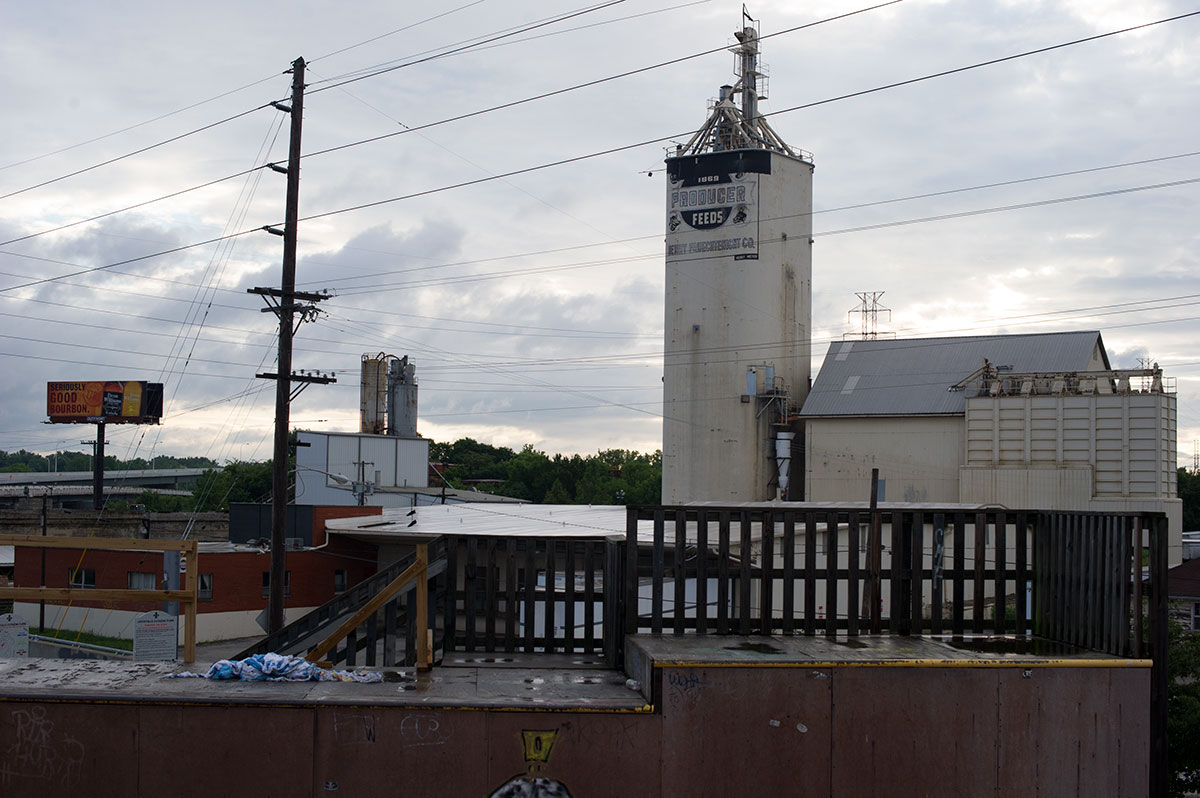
<box><xmin>1148</xmin><ymin>514</ymin><xmax>1168</xmax><ymax>798</ymax></box>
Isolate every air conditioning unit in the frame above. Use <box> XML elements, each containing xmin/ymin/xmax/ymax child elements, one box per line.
<box><xmin>285</xmin><ymin>538</ymin><xmax>304</xmax><ymax>551</ymax></box>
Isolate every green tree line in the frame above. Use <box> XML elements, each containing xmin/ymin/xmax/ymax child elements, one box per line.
<box><xmin>429</xmin><ymin>439</ymin><xmax>661</xmax><ymax>505</ymax></box>
<box><xmin>0</xmin><ymin>439</ymin><xmax>661</xmax><ymax>513</ymax></box>
<box><xmin>0</xmin><ymin>449</ymin><xmax>218</xmax><ymax>473</ymax></box>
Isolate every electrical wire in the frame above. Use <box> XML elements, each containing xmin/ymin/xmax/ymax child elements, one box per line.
<box><xmin>0</xmin><ymin>104</ymin><xmax>271</xmax><ymax>205</ymax></box>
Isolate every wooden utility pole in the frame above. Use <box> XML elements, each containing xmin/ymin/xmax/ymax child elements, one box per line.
<box><xmin>250</xmin><ymin>57</ymin><xmax>332</xmax><ymax>634</ymax></box>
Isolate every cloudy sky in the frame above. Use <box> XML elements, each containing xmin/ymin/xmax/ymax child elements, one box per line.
<box><xmin>1</xmin><ymin>0</ymin><xmax>1197</xmax><ymax>468</ymax></box>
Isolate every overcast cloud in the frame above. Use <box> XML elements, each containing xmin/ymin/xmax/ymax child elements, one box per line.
<box><xmin>1</xmin><ymin>0</ymin><xmax>1197</xmax><ymax>468</ymax></box>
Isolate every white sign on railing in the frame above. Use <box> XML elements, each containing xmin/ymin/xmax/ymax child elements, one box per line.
<box><xmin>0</xmin><ymin>613</ymin><xmax>29</xmax><ymax>658</ymax></box>
<box><xmin>134</xmin><ymin>610</ymin><xmax>177</xmax><ymax>662</ymax></box>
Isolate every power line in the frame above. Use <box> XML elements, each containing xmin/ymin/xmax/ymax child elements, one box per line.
<box><xmin>6</xmin><ymin>0</ymin><xmax>1173</xmax><ymax>263</ymax></box>
<box><xmin>298</xmin><ymin>0</ymin><xmax>907</xmax><ymax>164</ymax></box>
<box><xmin>308</xmin><ymin>0</ymin><xmax>629</xmax><ymax>94</ymax></box>
<box><xmin>0</xmin><ymin>104</ymin><xmax>271</xmax><ymax>205</ymax></box>
<box><xmin>308</xmin><ymin>0</ymin><xmax>491</xmax><ymax>64</ymax></box>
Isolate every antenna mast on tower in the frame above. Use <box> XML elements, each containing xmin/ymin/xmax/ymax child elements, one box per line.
<box><xmin>676</xmin><ymin>11</ymin><xmax>796</xmax><ymax>157</ymax></box>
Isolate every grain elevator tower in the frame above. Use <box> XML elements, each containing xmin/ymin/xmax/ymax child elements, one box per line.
<box><xmin>662</xmin><ymin>19</ymin><xmax>814</xmax><ymax>503</ymax></box>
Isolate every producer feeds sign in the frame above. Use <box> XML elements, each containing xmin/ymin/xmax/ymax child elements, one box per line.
<box><xmin>665</xmin><ymin>150</ymin><xmax>769</xmax><ymax>263</ymax></box>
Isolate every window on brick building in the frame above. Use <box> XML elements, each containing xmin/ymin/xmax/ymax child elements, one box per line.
<box><xmin>334</xmin><ymin>570</ymin><xmax>347</xmax><ymax>593</ymax></box>
<box><xmin>128</xmin><ymin>572</ymin><xmax>158</xmax><ymax>590</ymax></box>
<box><xmin>199</xmin><ymin>573</ymin><xmax>213</xmax><ymax>601</ymax></box>
<box><xmin>261</xmin><ymin>571</ymin><xmax>290</xmax><ymax>598</ymax></box>
<box><xmin>68</xmin><ymin>568</ymin><xmax>95</xmax><ymax>589</ymax></box>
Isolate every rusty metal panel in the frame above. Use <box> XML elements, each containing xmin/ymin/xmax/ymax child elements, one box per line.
<box><xmin>830</xmin><ymin>667</ymin><xmax>1000</xmax><ymax>797</ymax></box>
<box><xmin>0</xmin><ymin>702</ymin><xmax>139</xmax><ymax>795</ymax></box>
<box><xmin>485</xmin><ymin>711</ymin><xmax>662</xmax><ymax>796</ymax></box>
<box><xmin>137</xmin><ymin>705</ymin><xmax>313</xmax><ymax>794</ymax></box>
<box><xmin>659</xmin><ymin>666</ymin><xmax>832</xmax><ymax>796</ymax></box>
<box><xmin>997</xmin><ymin>667</ymin><xmax>1148</xmax><ymax>797</ymax></box>
<box><xmin>312</xmin><ymin>708</ymin><xmax>490</xmax><ymax>797</ymax></box>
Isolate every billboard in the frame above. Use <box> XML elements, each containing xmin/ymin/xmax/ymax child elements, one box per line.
<box><xmin>47</xmin><ymin>381</ymin><xmax>164</xmax><ymax>424</ymax></box>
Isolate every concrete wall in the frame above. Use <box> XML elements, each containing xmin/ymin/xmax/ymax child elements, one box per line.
<box><xmin>0</xmin><ymin>508</ymin><xmax>228</xmax><ymax>541</ymax></box>
<box><xmin>663</xmin><ymin>150</ymin><xmax>813</xmax><ymax>504</ymax></box>
<box><xmin>804</xmin><ymin>416</ymin><xmax>963</xmax><ymax>503</ymax></box>
<box><xmin>0</xmin><ymin>663</ymin><xmax>1147</xmax><ymax>796</ymax></box>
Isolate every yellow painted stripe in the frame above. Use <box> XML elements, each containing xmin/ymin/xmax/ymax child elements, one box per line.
<box><xmin>651</xmin><ymin>658</ymin><xmax>1152</xmax><ymax>669</ymax></box>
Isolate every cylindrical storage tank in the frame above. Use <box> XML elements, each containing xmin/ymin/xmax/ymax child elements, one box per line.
<box><xmin>360</xmin><ymin>353</ymin><xmax>389</xmax><ymax>434</ymax></box>
<box><xmin>387</xmin><ymin>356</ymin><xmax>418</xmax><ymax>438</ymax></box>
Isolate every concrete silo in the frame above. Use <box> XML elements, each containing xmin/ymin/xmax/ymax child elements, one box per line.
<box><xmin>662</xmin><ymin>21</ymin><xmax>814</xmax><ymax>503</ymax></box>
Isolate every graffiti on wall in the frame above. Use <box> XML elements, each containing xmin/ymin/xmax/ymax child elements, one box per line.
<box><xmin>0</xmin><ymin>707</ymin><xmax>85</xmax><ymax>788</ymax></box>
<box><xmin>489</xmin><ymin>729</ymin><xmax>572</xmax><ymax>798</ymax></box>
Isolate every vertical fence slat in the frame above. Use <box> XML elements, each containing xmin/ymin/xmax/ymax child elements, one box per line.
<box><xmin>930</xmin><ymin>513</ymin><xmax>945</xmax><ymax>636</ymax></box>
<box><xmin>603</xmin><ymin>538</ymin><xmax>622</xmax><ymax>666</ymax></box>
<box><xmin>973</xmin><ymin>513</ymin><xmax>986</xmax><ymax>635</ymax></box>
<box><xmin>625</xmin><ymin>508</ymin><xmax>639</xmax><ymax>639</ymax></box>
<box><xmin>582</xmin><ymin>542</ymin><xmax>596</xmax><ymax>653</ymax></box>
<box><xmin>804</xmin><ymin>512</ymin><xmax>817</xmax><ymax>636</ymax></box>
<box><xmin>782</xmin><ymin>513</ymin><xmax>796</xmax><ymax>635</ymax></box>
<box><xmin>847</xmin><ymin>513</ymin><xmax>860</xmax><ymax>637</ymax></box>
<box><xmin>739</xmin><ymin>512</ymin><xmax>752</xmax><ymax>635</ymax></box>
<box><xmin>869</xmin><ymin>508</ymin><xmax>883</xmax><ymax>635</ymax></box>
<box><xmin>760</xmin><ymin>511</ymin><xmax>775</xmax><ymax>635</ymax></box>
<box><xmin>1102</xmin><ymin>517</ymin><xmax>1115</xmax><ymax>654</ymax></box>
<box><xmin>825</xmin><ymin>514</ymin><xmax>839</xmax><ymax>636</ymax></box>
<box><xmin>505</xmin><ymin>539</ymin><xmax>517</xmax><ymax>654</ymax></box>
<box><xmin>889</xmin><ymin>512</ymin><xmax>903</xmax><ymax>635</ymax></box>
<box><xmin>652</xmin><ymin>510</ymin><xmax>665</xmax><ymax>635</ymax></box>
<box><xmin>444</xmin><ymin>539</ymin><xmax>458</xmax><ymax>655</ymax></box>
<box><xmin>384</xmin><ymin>598</ymin><xmax>397</xmax><ymax>666</ymax></box>
<box><xmin>465</xmin><ymin>538</ymin><xmax>478</xmax><ymax>652</ymax></box>
<box><xmin>565</xmin><ymin>541</ymin><xmax>577</xmax><ymax>653</ymax></box>
<box><xmin>994</xmin><ymin>511</ymin><xmax>1007</xmax><ymax>635</ymax></box>
<box><xmin>1015</xmin><ymin>513</ymin><xmax>1028</xmax><ymax>636</ymax></box>
<box><xmin>718</xmin><ymin>512</ymin><xmax>731</xmax><ymax>635</ymax></box>
<box><xmin>696</xmin><ymin>511</ymin><xmax>709</xmax><ymax>635</ymax></box>
<box><xmin>485</xmin><ymin>538</ymin><xmax>497</xmax><ymax>652</ymax></box>
<box><xmin>544</xmin><ymin>539</ymin><xmax>557</xmax><ymax>653</ymax></box>
<box><xmin>1088</xmin><ymin>515</ymin><xmax>1101</xmax><ymax>650</ymax></box>
<box><xmin>910</xmin><ymin>512</ymin><xmax>924</xmax><ymax>635</ymax></box>
<box><xmin>952</xmin><ymin>513</ymin><xmax>965</xmax><ymax>636</ymax></box>
<box><xmin>1048</xmin><ymin>514</ymin><xmax>1061</xmax><ymax>643</ymax></box>
<box><xmin>1117</xmin><ymin>516</ymin><xmax>1132</xmax><ymax>657</ymax></box>
<box><xmin>674</xmin><ymin>510</ymin><xmax>687</xmax><ymax>635</ymax></box>
<box><xmin>404</xmin><ymin>588</ymin><xmax>416</xmax><ymax>666</ymax></box>
<box><xmin>525</xmin><ymin>539</ymin><xmax>537</xmax><ymax>653</ymax></box>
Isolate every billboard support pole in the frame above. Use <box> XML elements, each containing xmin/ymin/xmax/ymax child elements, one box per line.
<box><xmin>93</xmin><ymin>421</ymin><xmax>105</xmax><ymax>511</ymax></box>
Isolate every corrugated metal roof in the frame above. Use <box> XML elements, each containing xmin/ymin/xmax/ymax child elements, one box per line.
<box><xmin>800</xmin><ymin>331</ymin><xmax>1105</xmax><ymax>417</ymax></box>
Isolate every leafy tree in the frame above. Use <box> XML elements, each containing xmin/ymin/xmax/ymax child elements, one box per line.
<box><xmin>427</xmin><ymin>438</ymin><xmax>661</xmax><ymax>505</ymax></box>
<box><xmin>1168</xmin><ymin>618</ymin><xmax>1200</xmax><ymax>796</ymax></box>
<box><xmin>1178</xmin><ymin>468</ymin><xmax>1200</xmax><ymax>530</ymax></box>
<box><xmin>543</xmin><ymin>478</ymin><xmax>571</xmax><ymax>504</ymax></box>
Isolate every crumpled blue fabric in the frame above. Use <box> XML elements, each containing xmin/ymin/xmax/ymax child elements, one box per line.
<box><xmin>170</xmin><ymin>652</ymin><xmax>383</xmax><ymax>683</ymax></box>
